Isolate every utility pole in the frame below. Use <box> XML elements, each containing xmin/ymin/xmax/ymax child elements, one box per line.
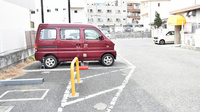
<box><xmin>68</xmin><ymin>0</ymin><xmax>71</xmax><ymax>23</ymax></box>
<box><xmin>41</xmin><ymin>0</ymin><xmax>44</xmax><ymax>23</ymax></box>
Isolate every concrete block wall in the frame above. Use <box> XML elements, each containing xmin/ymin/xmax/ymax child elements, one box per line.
<box><xmin>0</xmin><ymin>48</ymin><xmax>35</xmax><ymax>70</ymax></box>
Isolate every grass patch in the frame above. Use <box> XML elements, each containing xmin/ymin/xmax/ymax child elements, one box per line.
<box><xmin>0</xmin><ymin>58</ymin><xmax>35</xmax><ymax>80</ymax></box>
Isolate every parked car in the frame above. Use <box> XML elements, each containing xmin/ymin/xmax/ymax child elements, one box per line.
<box><xmin>101</xmin><ymin>30</ymin><xmax>111</xmax><ymax>39</ymax></box>
<box><xmin>154</xmin><ymin>31</ymin><xmax>175</xmax><ymax>45</ymax></box>
<box><xmin>35</xmin><ymin>24</ymin><xmax>117</xmax><ymax>68</ymax></box>
<box><xmin>134</xmin><ymin>24</ymin><xmax>145</xmax><ymax>32</ymax></box>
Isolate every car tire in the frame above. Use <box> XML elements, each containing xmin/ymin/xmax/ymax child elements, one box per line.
<box><xmin>44</xmin><ymin>55</ymin><xmax>58</xmax><ymax>69</ymax></box>
<box><xmin>101</xmin><ymin>54</ymin><xmax>114</xmax><ymax>66</ymax></box>
<box><xmin>159</xmin><ymin>40</ymin><xmax>165</xmax><ymax>45</ymax></box>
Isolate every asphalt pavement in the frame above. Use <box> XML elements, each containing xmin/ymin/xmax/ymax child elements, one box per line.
<box><xmin>0</xmin><ymin>38</ymin><xmax>200</xmax><ymax>112</ymax></box>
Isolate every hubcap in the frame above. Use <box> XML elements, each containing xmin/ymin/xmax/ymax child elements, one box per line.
<box><xmin>103</xmin><ymin>56</ymin><xmax>113</xmax><ymax>65</ymax></box>
<box><xmin>45</xmin><ymin>58</ymin><xmax>55</xmax><ymax>68</ymax></box>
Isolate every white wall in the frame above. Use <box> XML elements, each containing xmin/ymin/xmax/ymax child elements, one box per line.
<box><xmin>71</xmin><ymin>0</ymin><xmax>87</xmax><ymax>24</ymax></box>
<box><xmin>0</xmin><ymin>0</ymin><xmax>31</xmax><ymax>54</ymax></box>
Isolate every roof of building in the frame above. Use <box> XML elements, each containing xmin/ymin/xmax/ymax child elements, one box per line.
<box><xmin>170</xmin><ymin>4</ymin><xmax>200</xmax><ymax>14</ymax></box>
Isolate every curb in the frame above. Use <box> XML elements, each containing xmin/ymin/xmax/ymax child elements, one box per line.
<box><xmin>0</xmin><ymin>78</ymin><xmax>44</xmax><ymax>86</ymax></box>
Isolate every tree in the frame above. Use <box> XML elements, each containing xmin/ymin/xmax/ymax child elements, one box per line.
<box><xmin>154</xmin><ymin>11</ymin><xmax>162</xmax><ymax>28</ymax></box>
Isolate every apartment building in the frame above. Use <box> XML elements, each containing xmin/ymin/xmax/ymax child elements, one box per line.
<box><xmin>127</xmin><ymin>1</ymin><xmax>140</xmax><ymax>24</ymax></box>
<box><xmin>140</xmin><ymin>0</ymin><xmax>171</xmax><ymax>32</ymax></box>
<box><xmin>87</xmin><ymin>0</ymin><xmax>127</xmax><ymax>27</ymax></box>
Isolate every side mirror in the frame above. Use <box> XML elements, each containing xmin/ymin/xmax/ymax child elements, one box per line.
<box><xmin>99</xmin><ymin>35</ymin><xmax>104</xmax><ymax>40</ymax></box>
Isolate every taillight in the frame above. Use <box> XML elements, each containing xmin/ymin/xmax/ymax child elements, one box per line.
<box><xmin>35</xmin><ymin>43</ymin><xmax>37</xmax><ymax>50</ymax></box>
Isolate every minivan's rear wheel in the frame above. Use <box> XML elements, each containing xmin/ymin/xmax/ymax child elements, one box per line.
<box><xmin>101</xmin><ymin>54</ymin><xmax>114</xmax><ymax>66</ymax></box>
<box><xmin>159</xmin><ymin>40</ymin><xmax>165</xmax><ymax>45</ymax></box>
<box><xmin>44</xmin><ymin>55</ymin><xmax>58</xmax><ymax>69</ymax></box>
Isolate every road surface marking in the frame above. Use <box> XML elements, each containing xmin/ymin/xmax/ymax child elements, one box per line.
<box><xmin>62</xmin><ymin>86</ymin><xmax>121</xmax><ymax>106</ymax></box>
<box><xmin>106</xmin><ymin>54</ymin><xmax>135</xmax><ymax>112</ymax></box>
<box><xmin>24</xmin><ymin>67</ymin><xmax>126</xmax><ymax>73</ymax></box>
<box><xmin>81</xmin><ymin>68</ymin><xmax>131</xmax><ymax>80</ymax></box>
<box><xmin>0</xmin><ymin>89</ymin><xmax>49</xmax><ymax>102</ymax></box>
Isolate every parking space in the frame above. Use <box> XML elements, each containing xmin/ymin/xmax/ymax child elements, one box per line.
<box><xmin>0</xmin><ymin>53</ymin><xmax>135</xmax><ymax>112</ymax></box>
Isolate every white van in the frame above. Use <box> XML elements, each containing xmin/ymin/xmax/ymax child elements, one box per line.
<box><xmin>153</xmin><ymin>31</ymin><xmax>175</xmax><ymax>45</ymax></box>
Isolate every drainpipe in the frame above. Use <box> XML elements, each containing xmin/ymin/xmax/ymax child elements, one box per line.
<box><xmin>41</xmin><ymin>0</ymin><xmax>44</xmax><ymax>23</ymax></box>
<box><xmin>68</xmin><ymin>0</ymin><xmax>71</xmax><ymax>23</ymax></box>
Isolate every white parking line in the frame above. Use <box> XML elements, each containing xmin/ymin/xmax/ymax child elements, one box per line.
<box><xmin>24</xmin><ymin>67</ymin><xmax>126</xmax><ymax>73</ymax></box>
<box><xmin>106</xmin><ymin>67</ymin><xmax>135</xmax><ymax>112</ymax></box>
<box><xmin>62</xmin><ymin>86</ymin><xmax>121</xmax><ymax>106</ymax></box>
<box><xmin>81</xmin><ymin>68</ymin><xmax>131</xmax><ymax>80</ymax></box>
<box><xmin>0</xmin><ymin>89</ymin><xmax>49</xmax><ymax>102</ymax></box>
<box><xmin>57</xmin><ymin>54</ymin><xmax>136</xmax><ymax>112</ymax></box>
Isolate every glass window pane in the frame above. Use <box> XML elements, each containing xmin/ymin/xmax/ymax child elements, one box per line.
<box><xmin>60</xmin><ymin>29</ymin><xmax>80</xmax><ymax>40</ymax></box>
<box><xmin>40</xmin><ymin>29</ymin><xmax>56</xmax><ymax>40</ymax></box>
<box><xmin>84</xmin><ymin>29</ymin><xmax>101</xmax><ymax>40</ymax></box>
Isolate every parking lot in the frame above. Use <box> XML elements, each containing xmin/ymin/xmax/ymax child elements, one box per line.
<box><xmin>1</xmin><ymin>38</ymin><xmax>200</xmax><ymax>112</ymax></box>
<box><xmin>0</xmin><ymin>47</ymin><xmax>135</xmax><ymax>112</ymax></box>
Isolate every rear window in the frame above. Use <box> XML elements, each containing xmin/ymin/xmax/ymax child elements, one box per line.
<box><xmin>39</xmin><ymin>29</ymin><xmax>56</xmax><ymax>40</ymax></box>
<box><xmin>60</xmin><ymin>29</ymin><xmax>80</xmax><ymax>40</ymax></box>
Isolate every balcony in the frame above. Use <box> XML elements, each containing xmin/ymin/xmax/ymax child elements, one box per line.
<box><xmin>127</xmin><ymin>8</ymin><xmax>140</xmax><ymax>12</ymax></box>
<box><xmin>127</xmin><ymin>15</ymin><xmax>140</xmax><ymax>19</ymax></box>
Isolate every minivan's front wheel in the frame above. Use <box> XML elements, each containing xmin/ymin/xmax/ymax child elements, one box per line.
<box><xmin>44</xmin><ymin>55</ymin><xmax>58</xmax><ymax>69</ymax></box>
<box><xmin>101</xmin><ymin>54</ymin><xmax>114</xmax><ymax>66</ymax></box>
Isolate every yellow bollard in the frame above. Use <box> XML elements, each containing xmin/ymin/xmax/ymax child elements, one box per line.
<box><xmin>70</xmin><ymin>57</ymin><xmax>80</xmax><ymax>96</ymax></box>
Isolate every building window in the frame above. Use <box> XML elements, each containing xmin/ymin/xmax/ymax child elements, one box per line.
<box><xmin>107</xmin><ymin>10</ymin><xmax>112</xmax><ymax>13</ymax></box>
<box><xmin>88</xmin><ymin>9</ymin><xmax>93</xmax><ymax>13</ymax></box>
<box><xmin>116</xmin><ymin>18</ymin><xmax>121</xmax><ymax>22</ymax></box>
<box><xmin>63</xmin><ymin>8</ymin><xmax>66</xmax><ymax>10</ymax></box>
<box><xmin>88</xmin><ymin>18</ymin><xmax>93</xmax><ymax>22</ymax></box>
<box><xmin>74</xmin><ymin>10</ymin><xmax>78</xmax><ymax>13</ymax></box>
<box><xmin>123</xmin><ymin>18</ymin><xmax>126</xmax><ymax>20</ymax></box>
<box><xmin>123</xmin><ymin>10</ymin><xmax>126</xmax><ymax>12</ymax></box>
<box><xmin>97</xmin><ymin>9</ymin><xmax>102</xmax><ymax>13</ymax></box>
<box><xmin>98</xmin><ymin>18</ymin><xmax>103</xmax><ymax>22</ymax></box>
<box><xmin>107</xmin><ymin>18</ymin><xmax>112</xmax><ymax>22</ymax></box>
<box><xmin>116</xmin><ymin>10</ymin><xmax>120</xmax><ymax>13</ymax></box>
<box><xmin>47</xmin><ymin>9</ymin><xmax>51</xmax><ymax>12</ymax></box>
<box><xmin>31</xmin><ymin>11</ymin><xmax>35</xmax><ymax>14</ymax></box>
<box><xmin>55</xmin><ymin>8</ymin><xmax>58</xmax><ymax>11</ymax></box>
<box><xmin>158</xmin><ymin>3</ymin><xmax>160</xmax><ymax>7</ymax></box>
<box><xmin>36</xmin><ymin>9</ymin><xmax>39</xmax><ymax>12</ymax></box>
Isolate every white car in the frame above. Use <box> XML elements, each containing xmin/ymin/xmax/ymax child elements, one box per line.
<box><xmin>154</xmin><ymin>31</ymin><xmax>175</xmax><ymax>45</ymax></box>
<box><xmin>102</xmin><ymin>30</ymin><xmax>111</xmax><ymax>39</ymax></box>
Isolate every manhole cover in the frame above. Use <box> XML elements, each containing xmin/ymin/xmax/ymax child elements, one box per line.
<box><xmin>94</xmin><ymin>102</ymin><xmax>107</xmax><ymax>110</ymax></box>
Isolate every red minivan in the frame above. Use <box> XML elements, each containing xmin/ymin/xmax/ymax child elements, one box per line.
<box><xmin>35</xmin><ymin>24</ymin><xmax>117</xmax><ymax>68</ymax></box>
